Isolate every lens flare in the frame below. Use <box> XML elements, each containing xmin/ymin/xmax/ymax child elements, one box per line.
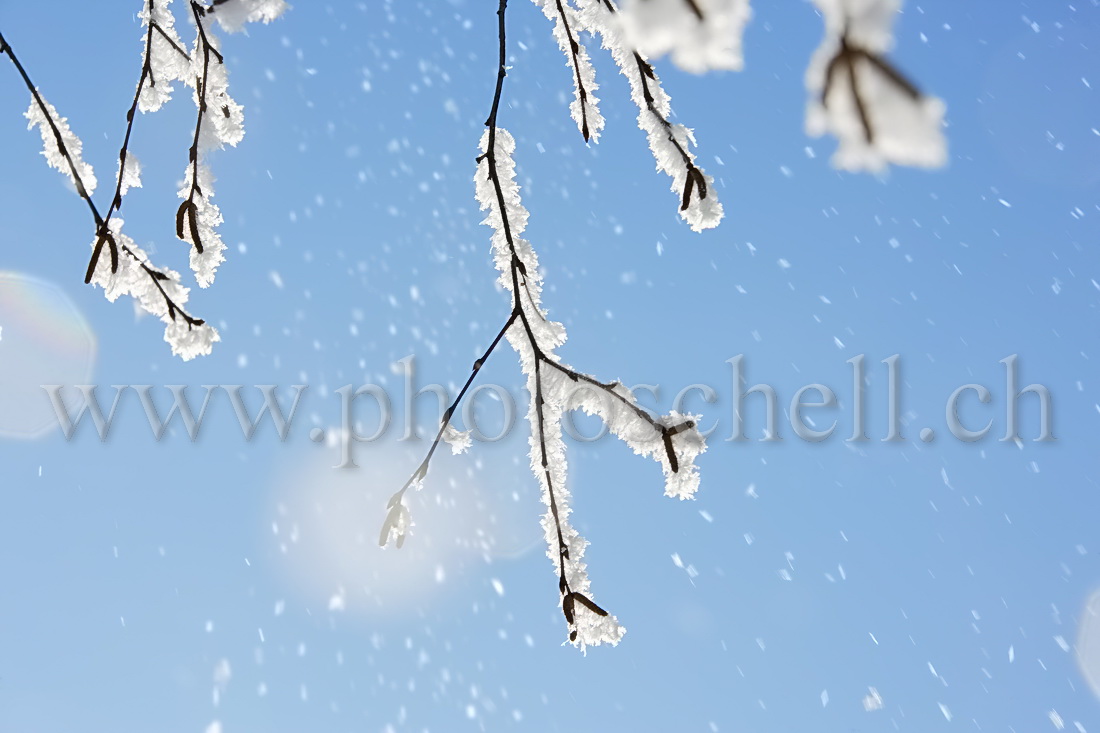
<box><xmin>0</xmin><ymin>272</ymin><xmax>96</xmax><ymax>439</ymax></box>
<box><xmin>1077</xmin><ymin>590</ymin><xmax>1100</xmax><ymax>699</ymax></box>
<box><xmin>268</xmin><ymin>439</ymin><xmax>541</xmax><ymax>617</ymax></box>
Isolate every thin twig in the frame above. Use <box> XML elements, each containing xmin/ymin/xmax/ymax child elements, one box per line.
<box><xmin>390</xmin><ymin>311</ymin><xmax>517</xmax><ymax>504</ymax></box>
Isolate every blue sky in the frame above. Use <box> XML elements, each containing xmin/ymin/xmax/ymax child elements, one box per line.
<box><xmin>0</xmin><ymin>1</ymin><xmax>1098</xmax><ymax>731</ymax></box>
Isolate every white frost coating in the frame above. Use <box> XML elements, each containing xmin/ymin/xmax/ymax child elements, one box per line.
<box><xmin>137</xmin><ymin>0</ymin><xmax>189</xmax><ymax>113</ymax></box>
<box><xmin>575</xmin><ymin>0</ymin><xmax>723</xmax><ymax>231</ymax></box>
<box><xmin>530</xmin><ymin>0</ymin><xmax>605</xmax><ymax>141</ymax></box>
<box><xmin>118</xmin><ymin>153</ymin><xmax>143</xmax><ymax>196</ymax></box>
<box><xmin>442</xmin><ymin>423</ymin><xmax>472</xmax><ymax>455</ymax></box>
<box><xmin>25</xmin><ymin>96</ymin><xmax>96</xmax><ymax>197</ymax></box>
<box><xmin>87</xmin><ymin>219</ymin><xmax>220</xmax><ymax>360</ymax></box>
<box><xmin>186</xmin><ymin>28</ymin><xmax>246</xmax><ymax>150</ymax></box>
<box><xmin>177</xmin><ymin>164</ymin><xmax>227</xmax><ymax>288</ymax></box>
<box><xmin>565</xmin><ymin>379</ymin><xmax>705</xmax><ymax>499</ymax></box>
<box><xmin>474</xmin><ymin>128</ymin><xmax>566</xmax><ymax>351</ymax></box>
<box><xmin>806</xmin><ymin>0</ymin><xmax>946</xmax><ymax>171</ymax></box>
<box><xmin>528</xmin><ymin>366</ymin><xmax>627</xmax><ymax>648</ymax></box>
<box><xmin>175</xmin><ymin>18</ymin><xmax>246</xmax><ymax>287</ymax></box>
<box><xmin>209</xmin><ymin>0</ymin><xmax>289</xmax><ymax>33</ymax></box>
<box><xmin>619</xmin><ymin>0</ymin><xmax>752</xmax><ymax>73</ymax></box>
<box><xmin>475</xmin><ymin>127</ymin><xmax>706</xmax><ymax>647</ymax></box>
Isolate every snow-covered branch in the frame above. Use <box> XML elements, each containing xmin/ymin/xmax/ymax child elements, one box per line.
<box><xmin>384</xmin><ymin>0</ymin><xmax>944</xmax><ymax>650</ymax></box>
<box><xmin>385</xmin><ymin>0</ymin><xmax>705</xmax><ymax>650</ymax></box>
<box><xmin>531</xmin><ymin>0</ymin><xmax>604</xmax><ymax>142</ymax></box>
<box><xmin>574</xmin><ymin>0</ymin><xmax>724</xmax><ymax>231</ymax></box>
<box><xmin>1</xmin><ymin>25</ymin><xmax>214</xmax><ymax>360</ymax></box>
<box><xmin>1</xmin><ymin>0</ymin><xmax>284</xmax><ymax>359</ymax></box>
<box><xmin>175</xmin><ymin>0</ymin><xmax>240</xmax><ymax>288</ymax></box>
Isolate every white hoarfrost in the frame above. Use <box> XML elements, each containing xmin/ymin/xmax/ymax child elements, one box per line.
<box><xmin>209</xmin><ymin>0</ymin><xmax>289</xmax><ymax>33</ymax></box>
<box><xmin>184</xmin><ymin>28</ymin><xmax>246</xmax><ymax>150</ymax></box>
<box><xmin>806</xmin><ymin>0</ymin><xmax>946</xmax><ymax>171</ymax></box>
<box><xmin>25</xmin><ymin>96</ymin><xmax>97</xmax><ymax>197</ymax></box>
<box><xmin>565</xmin><ymin>382</ymin><xmax>705</xmax><ymax>500</ymax></box>
<box><xmin>473</xmin><ymin>127</ymin><xmax>707</xmax><ymax>648</ymax></box>
<box><xmin>619</xmin><ymin>0</ymin><xmax>752</xmax><ymax>73</ymax></box>
<box><xmin>87</xmin><ymin>219</ymin><xmax>220</xmax><ymax>360</ymax></box>
<box><xmin>118</xmin><ymin>152</ymin><xmax>143</xmax><ymax>197</ymax></box>
<box><xmin>137</xmin><ymin>0</ymin><xmax>189</xmax><ymax>112</ymax></box>
<box><xmin>25</xmin><ymin>86</ymin><xmax>217</xmax><ymax>360</ymax></box>
<box><xmin>530</xmin><ymin>0</ymin><xmax>605</xmax><ymax>141</ymax></box>
<box><xmin>177</xmin><ymin>163</ymin><xmax>227</xmax><ymax>288</ymax></box>
<box><xmin>176</xmin><ymin>15</ymin><xmax>246</xmax><ymax>287</ymax></box>
<box><xmin>442</xmin><ymin>423</ymin><xmax>473</xmax><ymax>455</ymax></box>
<box><xmin>575</xmin><ymin>0</ymin><xmax>723</xmax><ymax>231</ymax></box>
<box><xmin>20</xmin><ymin>0</ymin><xmax>283</xmax><ymax>360</ymax></box>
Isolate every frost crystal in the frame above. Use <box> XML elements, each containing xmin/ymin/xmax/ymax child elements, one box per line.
<box><xmin>25</xmin><ymin>95</ymin><xmax>96</xmax><ymax>198</ymax></box>
<box><xmin>118</xmin><ymin>152</ymin><xmax>143</xmax><ymax>197</ymax></box>
<box><xmin>137</xmin><ymin>0</ymin><xmax>189</xmax><ymax>113</ymax></box>
<box><xmin>442</xmin><ymin>424</ymin><xmax>472</xmax><ymax>455</ymax></box>
<box><xmin>177</xmin><ymin>163</ymin><xmax>227</xmax><ymax>288</ymax></box>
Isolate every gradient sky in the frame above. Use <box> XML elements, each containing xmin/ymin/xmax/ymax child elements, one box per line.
<box><xmin>0</xmin><ymin>1</ymin><xmax>1098</xmax><ymax>731</ymax></box>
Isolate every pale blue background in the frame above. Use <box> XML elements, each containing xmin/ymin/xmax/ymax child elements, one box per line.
<box><xmin>0</xmin><ymin>1</ymin><xmax>1098</xmax><ymax>731</ymax></box>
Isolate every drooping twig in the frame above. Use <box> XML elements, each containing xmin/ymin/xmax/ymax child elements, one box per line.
<box><xmin>533</xmin><ymin>0</ymin><xmax>603</xmax><ymax>143</ymax></box>
<box><xmin>555</xmin><ymin>0</ymin><xmax>593</xmax><ymax>140</ymax></box>
<box><xmin>387</xmin><ymin>311</ymin><xmax>517</xmax><ymax>508</ymax></box>
<box><xmin>176</xmin><ymin>0</ymin><xmax>224</xmax><ymax>257</ymax></box>
<box><xmin>87</xmin><ymin>0</ymin><xmax>192</xmax><ymax>283</ymax></box>
<box><xmin>631</xmin><ymin>50</ymin><xmax>707</xmax><ymax>211</ymax></box>
<box><xmin>0</xmin><ymin>31</ymin><xmax>100</xmax><ymax>223</ymax></box>
<box><xmin>0</xmin><ymin>28</ymin><xmax>205</xmax><ymax>330</ymax></box>
<box><xmin>385</xmin><ymin>0</ymin><xmax>703</xmax><ymax>648</ymax></box>
<box><xmin>575</xmin><ymin>0</ymin><xmax>723</xmax><ymax>230</ymax></box>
